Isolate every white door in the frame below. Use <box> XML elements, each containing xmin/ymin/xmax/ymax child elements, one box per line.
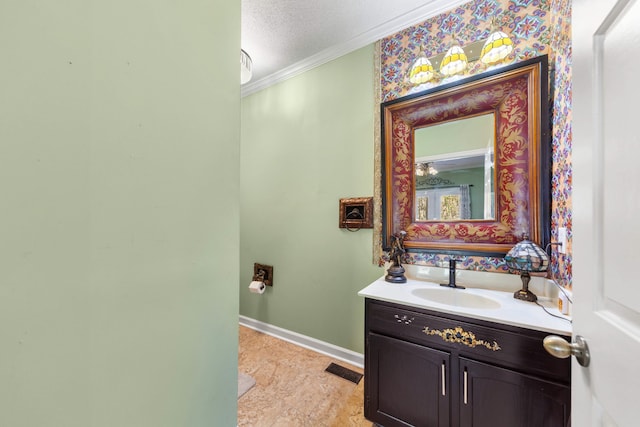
<box><xmin>572</xmin><ymin>0</ymin><xmax>640</xmax><ymax>425</ymax></box>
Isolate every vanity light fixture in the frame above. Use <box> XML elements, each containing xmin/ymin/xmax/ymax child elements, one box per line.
<box><xmin>480</xmin><ymin>19</ymin><xmax>514</xmax><ymax>65</ymax></box>
<box><xmin>407</xmin><ymin>19</ymin><xmax>516</xmax><ymax>86</ymax></box>
<box><xmin>241</xmin><ymin>49</ymin><xmax>253</xmax><ymax>84</ymax></box>
<box><xmin>505</xmin><ymin>236</ymin><xmax>549</xmax><ymax>302</ymax></box>
<box><xmin>440</xmin><ymin>39</ymin><xmax>468</xmax><ymax>77</ymax></box>
<box><xmin>416</xmin><ymin>162</ymin><xmax>438</xmax><ymax>176</ymax></box>
<box><xmin>408</xmin><ymin>48</ymin><xmax>435</xmax><ymax>84</ymax></box>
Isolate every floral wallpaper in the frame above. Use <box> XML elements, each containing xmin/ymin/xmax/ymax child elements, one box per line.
<box><xmin>377</xmin><ymin>0</ymin><xmax>572</xmax><ymax>288</ymax></box>
<box><xmin>549</xmin><ymin>0</ymin><xmax>572</xmax><ymax>288</ymax></box>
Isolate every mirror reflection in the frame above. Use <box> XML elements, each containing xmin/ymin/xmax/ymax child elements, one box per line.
<box><xmin>414</xmin><ymin>114</ymin><xmax>495</xmax><ymax>221</ymax></box>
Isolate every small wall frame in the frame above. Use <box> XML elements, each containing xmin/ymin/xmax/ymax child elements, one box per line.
<box><xmin>339</xmin><ymin>197</ymin><xmax>374</xmax><ymax>230</ymax></box>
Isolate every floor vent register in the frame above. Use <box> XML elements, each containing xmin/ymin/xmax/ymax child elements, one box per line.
<box><xmin>324</xmin><ymin>363</ymin><xmax>363</xmax><ymax>385</ymax></box>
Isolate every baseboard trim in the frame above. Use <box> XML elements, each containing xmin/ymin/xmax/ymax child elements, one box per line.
<box><xmin>239</xmin><ymin>315</ymin><xmax>364</xmax><ymax>368</ymax></box>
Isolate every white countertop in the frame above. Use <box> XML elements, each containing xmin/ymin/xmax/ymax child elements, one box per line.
<box><xmin>359</xmin><ymin>276</ymin><xmax>572</xmax><ymax>336</ymax></box>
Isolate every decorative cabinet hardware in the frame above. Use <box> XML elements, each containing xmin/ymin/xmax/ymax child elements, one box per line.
<box><xmin>394</xmin><ymin>314</ymin><xmax>414</xmax><ymax>324</ymax></box>
<box><xmin>423</xmin><ymin>326</ymin><xmax>501</xmax><ymax>351</ymax></box>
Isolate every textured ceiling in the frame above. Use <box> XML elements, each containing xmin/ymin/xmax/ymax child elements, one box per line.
<box><xmin>241</xmin><ymin>0</ymin><xmax>468</xmax><ymax>93</ymax></box>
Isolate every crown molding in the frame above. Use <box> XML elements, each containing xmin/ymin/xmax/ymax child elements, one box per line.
<box><xmin>241</xmin><ymin>0</ymin><xmax>469</xmax><ymax>97</ymax></box>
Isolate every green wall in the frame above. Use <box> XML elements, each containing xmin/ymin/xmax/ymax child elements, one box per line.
<box><xmin>240</xmin><ymin>45</ymin><xmax>383</xmax><ymax>353</ymax></box>
<box><xmin>414</xmin><ymin>113</ymin><xmax>495</xmax><ymax>158</ymax></box>
<box><xmin>0</xmin><ymin>1</ymin><xmax>240</xmax><ymax>426</ymax></box>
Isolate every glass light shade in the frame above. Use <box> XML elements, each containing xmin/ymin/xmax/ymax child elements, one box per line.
<box><xmin>505</xmin><ymin>237</ymin><xmax>549</xmax><ymax>272</ymax></box>
<box><xmin>439</xmin><ymin>44</ymin><xmax>468</xmax><ymax>76</ymax></box>
<box><xmin>480</xmin><ymin>30</ymin><xmax>514</xmax><ymax>64</ymax></box>
<box><xmin>415</xmin><ymin>162</ymin><xmax>438</xmax><ymax>176</ymax></box>
<box><xmin>241</xmin><ymin>49</ymin><xmax>252</xmax><ymax>84</ymax></box>
<box><xmin>505</xmin><ymin>237</ymin><xmax>548</xmax><ymax>302</ymax></box>
<box><xmin>408</xmin><ymin>52</ymin><xmax>434</xmax><ymax>84</ymax></box>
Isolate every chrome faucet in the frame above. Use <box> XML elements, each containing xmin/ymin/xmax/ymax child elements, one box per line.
<box><xmin>440</xmin><ymin>259</ymin><xmax>465</xmax><ymax>289</ymax></box>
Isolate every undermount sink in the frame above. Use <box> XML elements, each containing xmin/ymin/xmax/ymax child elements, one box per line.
<box><xmin>411</xmin><ymin>287</ymin><xmax>501</xmax><ymax>309</ymax></box>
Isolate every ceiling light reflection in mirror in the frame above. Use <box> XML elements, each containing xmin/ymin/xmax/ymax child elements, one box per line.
<box><xmin>414</xmin><ymin>113</ymin><xmax>496</xmax><ymax>222</ymax></box>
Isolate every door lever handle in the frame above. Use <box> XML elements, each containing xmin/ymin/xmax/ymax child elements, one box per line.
<box><xmin>543</xmin><ymin>335</ymin><xmax>590</xmax><ymax>367</ymax></box>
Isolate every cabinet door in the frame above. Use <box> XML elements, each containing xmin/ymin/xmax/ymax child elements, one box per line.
<box><xmin>459</xmin><ymin>358</ymin><xmax>570</xmax><ymax>427</ymax></box>
<box><xmin>367</xmin><ymin>332</ymin><xmax>450</xmax><ymax>427</ymax></box>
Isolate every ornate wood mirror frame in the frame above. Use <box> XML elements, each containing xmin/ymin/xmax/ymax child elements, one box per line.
<box><xmin>381</xmin><ymin>56</ymin><xmax>550</xmax><ymax>256</ymax></box>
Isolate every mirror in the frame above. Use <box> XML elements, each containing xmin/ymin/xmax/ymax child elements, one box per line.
<box><xmin>414</xmin><ymin>113</ymin><xmax>496</xmax><ymax>221</ymax></box>
<box><xmin>381</xmin><ymin>56</ymin><xmax>550</xmax><ymax>256</ymax></box>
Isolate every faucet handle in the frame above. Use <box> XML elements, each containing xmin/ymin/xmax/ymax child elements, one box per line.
<box><xmin>440</xmin><ymin>258</ymin><xmax>465</xmax><ymax>289</ymax></box>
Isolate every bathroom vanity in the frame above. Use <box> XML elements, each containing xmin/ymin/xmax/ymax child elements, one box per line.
<box><xmin>359</xmin><ymin>277</ymin><xmax>572</xmax><ymax>427</ymax></box>
<box><xmin>370</xmin><ymin>54</ymin><xmax>571</xmax><ymax>425</ymax></box>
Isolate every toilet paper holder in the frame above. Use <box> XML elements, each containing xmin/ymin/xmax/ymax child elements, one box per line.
<box><xmin>253</xmin><ymin>263</ymin><xmax>273</xmax><ymax>287</ymax></box>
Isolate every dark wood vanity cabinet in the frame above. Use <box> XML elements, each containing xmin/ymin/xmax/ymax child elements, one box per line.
<box><xmin>364</xmin><ymin>299</ymin><xmax>571</xmax><ymax>427</ymax></box>
<box><xmin>459</xmin><ymin>358</ymin><xmax>570</xmax><ymax>427</ymax></box>
<box><xmin>368</xmin><ymin>333</ymin><xmax>451</xmax><ymax>426</ymax></box>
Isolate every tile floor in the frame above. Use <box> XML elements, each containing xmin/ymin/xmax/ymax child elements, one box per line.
<box><xmin>238</xmin><ymin>326</ymin><xmax>373</xmax><ymax>427</ymax></box>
